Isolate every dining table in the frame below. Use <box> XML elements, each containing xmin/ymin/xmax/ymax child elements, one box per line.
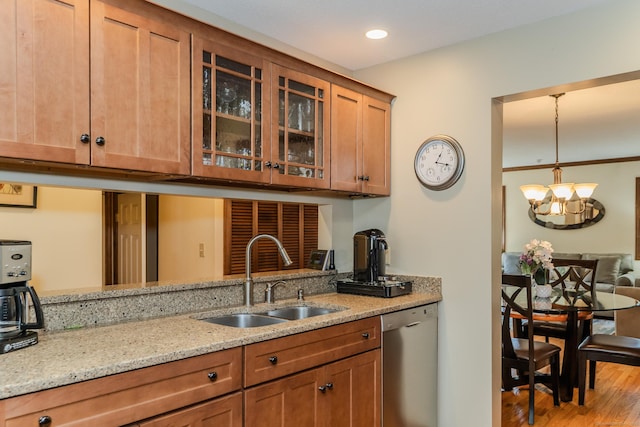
<box><xmin>504</xmin><ymin>286</ymin><xmax>640</xmax><ymax>402</ymax></box>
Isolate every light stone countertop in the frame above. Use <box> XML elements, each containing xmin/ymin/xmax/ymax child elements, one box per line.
<box><xmin>0</xmin><ymin>291</ymin><xmax>440</xmax><ymax>400</ymax></box>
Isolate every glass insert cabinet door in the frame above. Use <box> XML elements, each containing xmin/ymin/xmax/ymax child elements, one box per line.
<box><xmin>192</xmin><ymin>38</ymin><xmax>270</xmax><ymax>182</ymax></box>
<box><xmin>271</xmin><ymin>65</ymin><xmax>330</xmax><ymax>189</ymax></box>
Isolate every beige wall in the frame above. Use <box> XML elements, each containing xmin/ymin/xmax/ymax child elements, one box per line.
<box><xmin>504</xmin><ymin>162</ymin><xmax>639</xmax><ymax>270</ymax></box>
<box><xmin>0</xmin><ymin>187</ymin><xmax>103</xmax><ymax>294</ymax></box>
<box><xmin>354</xmin><ymin>1</ymin><xmax>640</xmax><ymax>425</ymax></box>
<box><xmin>158</xmin><ymin>195</ymin><xmax>225</xmax><ymax>282</ymax></box>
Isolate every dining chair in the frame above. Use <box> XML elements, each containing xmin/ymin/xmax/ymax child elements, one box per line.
<box><xmin>502</xmin><ymin>274</ymin><xmax>561</xmax><ymax>425</ymax></box>
<box><xmin>525</xmin><ymin>258</ymin><xmax>599</xmax><ymax>343</ymax></box>
<box><xmin>577</xmin><ymin>286</ymin><xmax>640</xmax><ymax>405</ymax></box>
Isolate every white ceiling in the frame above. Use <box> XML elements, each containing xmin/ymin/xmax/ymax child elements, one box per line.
<box><xmin>178</xmin><ymin>0</ymin><xmax>611</xmax><ymax>71</ymax></box>
<box><xmin>172</xmin><ymin>0</ymin><xmax>638</xmax><ymax>166</ymax></box>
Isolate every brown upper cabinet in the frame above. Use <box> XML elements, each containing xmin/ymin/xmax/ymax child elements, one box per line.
<box><xmin>331</xmin><ymin>85</ymin><xmax>391</xmax><ymax>196</ymax></box>
<box><xmin>0</xmin><ymin>0</ymin><xmax>191</xmax><ymax>175</ymax></box>
<box><xmin>1</xmin><ymin>0</ymin><xmax>392</xmax><ymax>195</ymax></box>
<box><xmin>192</xmin><ymin>35</ymin><xmax>331</xmax><ymax>189</ymax></box>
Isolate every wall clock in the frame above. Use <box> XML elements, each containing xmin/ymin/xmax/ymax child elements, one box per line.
<box><xmin>414</xmin><ymin>134</ymin><xmax>465</xmax><ymax>191</ymax></box>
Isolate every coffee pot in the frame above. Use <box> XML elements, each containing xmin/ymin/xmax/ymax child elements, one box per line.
<box><xmin>0</xmin><ymin>240</ymin><xmax>44</xmax><ymax>353</ymax></box>
<box><xmin>353</xmin><ymin>229</ymin><xmax>388</xmax><ymax>283</ymax></box>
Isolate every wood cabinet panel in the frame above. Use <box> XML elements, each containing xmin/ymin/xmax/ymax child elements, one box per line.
<box><xmin>330</xmin><ymin>85</ymin><xmax>391</xmax><ymax>196</ymax></box>
<box><xmin>244</xmin><ymin>316</ymin><xmax>380</xmax><ymax>387</ymax></box>
<box><xmin>244</xmin><ymin>350</ymin><xmax>381</xmax><ymax>427</ymax></box>
<box><xmin>0</xmin><ymin>0</ymin><xmax>190</xmax><ymax>175</ymax></box>
<box><xmin>361</xmin><ymin>96</ymin><xmax>391</xmax><ymax>195</ymax></box>
<box><xmin>90</xmin><ymin>0</ymin><xmax>191</xmax><ymax>174</ymax></box>
<box><xmin>244</xmin><ymin>369</ymin><xmax>324</xmax><ymax>427</ymax></box>
<box><xmin>2</xmin><ymin>348</ymin><xmax>242</xmax><ymax>426</ymax></box>
<box><xmin>323</xmin><ymin>350</ymin><xmax>381</xmax><ymax>427</ymax></box>
<box><xmin>136</xmin><ymin>392</ymin><xmax>243</xmax><ymax>427</ymax></box>
<box><xmin>0</xmin><ymin>0</ymin><xmax>90</xmax><ymax>164</ymax></box>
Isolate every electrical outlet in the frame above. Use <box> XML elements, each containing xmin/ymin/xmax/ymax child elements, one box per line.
<box><xmin>199</xmin><ymin>243</ymin><xmax>205</xmax><ymax>258</ymax></box>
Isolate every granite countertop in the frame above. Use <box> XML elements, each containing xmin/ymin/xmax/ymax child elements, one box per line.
<box><xmin>0</xmin><ymin>291</ymin><xmax>440</xmax><ymax>399</ymax></box>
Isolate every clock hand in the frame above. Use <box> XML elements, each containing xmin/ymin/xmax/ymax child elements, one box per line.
<box><xmin>435</xmin><ymin>152</ymin><xmax>443</xmax><ymax>164</ymax></box>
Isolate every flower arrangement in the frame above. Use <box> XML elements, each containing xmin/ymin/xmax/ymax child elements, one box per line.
<box><xmin>518</xmin><ymin>239</ymin><xmax>554</xmax><ymax>275</ymax></box>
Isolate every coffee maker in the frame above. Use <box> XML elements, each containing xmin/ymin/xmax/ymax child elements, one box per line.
<box><xmin>0</xmin><ymin>240</ymin><xmax>44</xmax><ymax>353</ymax></box>
<box><xmin>336</xmin><ymin>229</ymin><xmax>412</xmax><ymax>298</ymax></box>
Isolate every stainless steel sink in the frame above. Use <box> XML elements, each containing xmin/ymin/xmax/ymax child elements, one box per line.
<box><xmin>260</xmin><ymin>305</ymin><xmax>342</xmax><ymax>320</ymax></box>
<box><xmin>200</xmin><ymin>313</ymin><xmax>289</xmax><ymax>328</ymax></box>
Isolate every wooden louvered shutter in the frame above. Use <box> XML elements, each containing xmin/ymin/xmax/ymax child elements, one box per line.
<box><xmin>303</xmin><ymin>205</ymin><xmax>319</xmax><ymax>265</ymax></box>
<box><xmin>255</xmin><ymin>202</ymin><xmax>279</xmax><ymax>272</ymax></box>
<box><xmin>224</xmin><ymin>199</ymin><xmax>253</xmax><ymax>275</ymax></box>
<box><xmin>224</xmin><ymin>200</ymin><xmax>319</xmax><ymax>275</ymax></box>
<box><xmin>282</xmin><ymin>203</ymin><xmax>301</xmax><ymax>270</ymax></box>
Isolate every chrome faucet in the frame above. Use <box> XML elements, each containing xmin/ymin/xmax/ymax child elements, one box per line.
<box><xmin>265</xmin><ymin>280</ymin><xmax>286</xmax><ymax>304</ymax></box>
<box><xmin>244</xmin><ymin>234</ymin><xmax>293</xmax><ymax>307</ymax></box>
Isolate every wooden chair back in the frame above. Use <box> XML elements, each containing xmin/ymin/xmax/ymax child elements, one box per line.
<box><xmin>549</xmin><ymin>258</ymin><xmax>599</xmax><ymax>308</ymax></box>
<box><xmin>501</xmin><ymin>274</ymin><xmax>535</xmax><ymax>362</ymax></box>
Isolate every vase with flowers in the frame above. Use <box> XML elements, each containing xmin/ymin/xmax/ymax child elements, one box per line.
<box><xmin>519</xmin><ymin>239</ymin><xmax>554</xmax><ymax>295</ymax></box>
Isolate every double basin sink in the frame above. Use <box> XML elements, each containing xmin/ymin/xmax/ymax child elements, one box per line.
<box><xmin>200</xmin><ymin>305</ymin><xmax>344</xmax><ymax>328</ymax></box>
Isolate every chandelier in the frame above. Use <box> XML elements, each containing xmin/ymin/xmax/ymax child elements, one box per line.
<box><xmin>519</xmin><ymin>93</ymin><xmax>598</xmax><ymax>217</ymax></box>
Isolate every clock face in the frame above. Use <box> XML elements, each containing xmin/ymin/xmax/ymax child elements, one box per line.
<box><xmin>414</xmin><ymin>135</ymin><xmax>465</xmax><ymax>190</ymax></box>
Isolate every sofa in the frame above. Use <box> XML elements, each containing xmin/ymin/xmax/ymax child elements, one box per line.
<box><xmin>501</xmin><ymin>252</ymin><xmax>638</xmax><ymax>293</ymax></box>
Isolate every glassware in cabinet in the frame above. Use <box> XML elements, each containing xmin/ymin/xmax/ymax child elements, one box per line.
<box><xmin>272</xmin><ymin>66</ymin><xmax>330</xmax><ymax>188</ymax></box>
<box><xmin>194</xmin><ymin>39</ymin><xmax>268</xmax><ymax>182</ymax></box>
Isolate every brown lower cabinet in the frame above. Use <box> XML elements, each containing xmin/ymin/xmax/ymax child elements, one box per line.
<box><xmin>0</xmin><ymin>317</ymin><xmax>380</xmax><ymax>426</ymax></box>
<box><xmin>244</xmin><ymin>350</ymin><xmax>380</xmax><ymax>427</ymax></box>
<box><xmin>135</xmin><ymin>392</ymin><xmax>243</xmax><ymax>427</ymax></box>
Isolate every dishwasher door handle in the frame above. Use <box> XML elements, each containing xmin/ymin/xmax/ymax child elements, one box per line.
<box><xmin>405</xmin><ymin>321</ymin><xmax>422</xmax><ymax>328</ymax></box>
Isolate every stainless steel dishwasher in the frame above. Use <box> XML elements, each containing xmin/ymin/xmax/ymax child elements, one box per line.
<box><xmin>381</xmin><ymin>303</ymin><xmax>438</xmax><ymax>427</ymax></box>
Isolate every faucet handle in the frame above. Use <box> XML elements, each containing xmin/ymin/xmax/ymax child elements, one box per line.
<box><xmin>265</xmin><ymin>281</ymin><xmax>286</xmax><ymax>304</ymax></box>
<box><xmin>297</xmin><ymin>288</ymin><xmax>304</xmax><ymax>301</ymax></box>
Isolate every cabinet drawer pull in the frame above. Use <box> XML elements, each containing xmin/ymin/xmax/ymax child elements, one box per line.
<box><xmin>95</xmin><ymin>136</ymin><xmax>106</xmax><ymax>146</ymax></box>
<box><xmin>80</xmin><ymin>133</ymin><xmax>90</xmax><ymax>144</ymax></box>
<box><xmin>207</xmin><ymin>371</ymin><xmax>218</xmax><ymax>381</ymax></box>
<box><xmin>269</xmin><ymin>356</ymin><xmax>278</xmax><ymax>365</ymax></box>
<box><xmin>362</xmin><ymin>332</ymin><xmax>370</xmax><ymax>339</ymax></box>
<box><xmin>38</xmin><ymin>415</ymin><xmax>52</xmax><ymax>426</ymax></box>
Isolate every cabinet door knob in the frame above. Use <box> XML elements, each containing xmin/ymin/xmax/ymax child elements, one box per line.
<box><xmin>357</xmin><ymin>175</ymin><xmax>365</xmax><ymax>181</ymax></box>
<box><xmin>318</xmin><ymin>385</ymin><xmax>327</xmax><ymax>393</ymax></box>
<box><xmin>207</xmin><ymin>371</ymin><xmax>218</xmax><ymax>381</ymax></box>
<box><xmin>95</xmin><ymin>136</ymin><xmax>106</xmax><ymax>146</ymax></box>
<box><xmin>265</xmin><ymin>161</ymin><xmax>272</xmax><ymax>168</ymax></box>
<box><xmin>80</xmin><ymin>134</ymin><xmax>90</xmax><ymax>144</ymax></box>
<box><xmin>325</xmin><ymin>382</ymin><xmax>333</xmax><ymax>390</ymax></box>
<box><xmin>38</xmin><ymin>415</ymin><xmax>52</xmax><ymax>426</ymax></box>
<box><xmin>362</xmin><ymin>332</ymin><xmax>370</xmax><ymax>339</ymax></box>
<box><xmin>269</xmin><ymin>356</ymin><xmax>278</xmax><ymax>364</ymax></box>
<box><xmin>363</xmin><ymin>175</ymin><xmax>370</xmax><ymax>181</ymax></box>
<box><xmin>272</xmin><ymin>163</ymin><xmax>280</xmax><ymax>169</ymax></box>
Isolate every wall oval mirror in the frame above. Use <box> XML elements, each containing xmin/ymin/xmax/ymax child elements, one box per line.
<box><xmin>527</xmin><ymin>196</ymin><xmax>605</xmax><ymax>229</ymax></box>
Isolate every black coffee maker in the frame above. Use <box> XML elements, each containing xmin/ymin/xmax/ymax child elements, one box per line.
<box><xmin>353</xmin><ymin>228</ymin><xmax>388</xmax><ymax>283</ymax></box>
<box><xmin>336</xmin><ymin>229</ymin><xmax>412</xmax><ymax>298</ymax></box>
<box><xmin>0</xmin><ymin>240</ymin><xmax>44</xmax><ymax>353</ymax></box>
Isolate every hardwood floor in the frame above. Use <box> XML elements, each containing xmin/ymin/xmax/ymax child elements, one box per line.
<box><xmin>502</xmin><ymin>338</ymin><xmax>640</xmax><ymax>426</ymax></box>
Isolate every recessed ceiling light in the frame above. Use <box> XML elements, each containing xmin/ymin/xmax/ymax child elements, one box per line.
<box><xmin>365</xmin><ymin>29</ymin><xmax>388</xmax><ymax>40</ymax></box>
